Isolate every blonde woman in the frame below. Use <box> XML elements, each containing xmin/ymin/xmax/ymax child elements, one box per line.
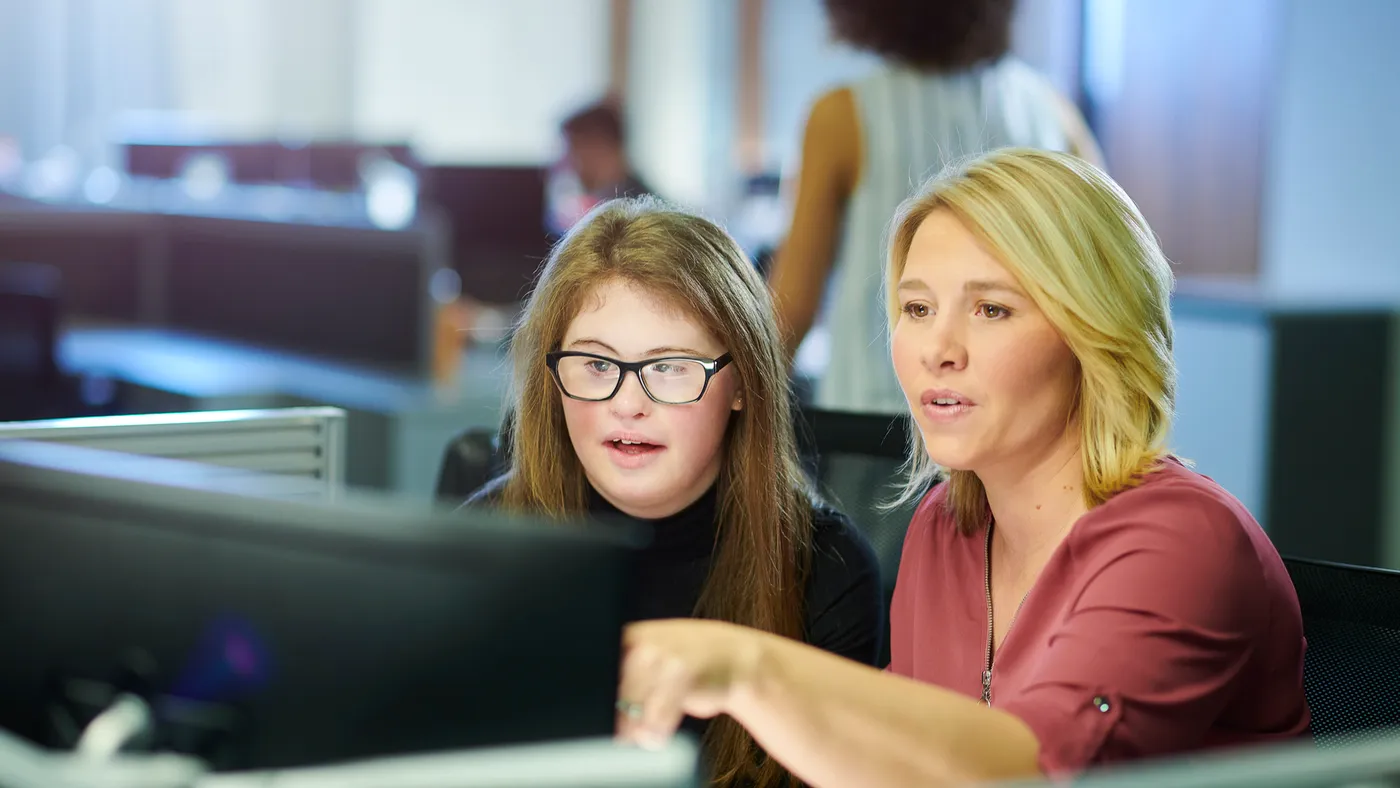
<box><xmin>617</xmin><ymin>149</ymin><xmax>1309</xmax><ymax>786</ymax></box>
<box><xmin>464</xmin><ymin>197</ymin><xmax>882</xmax><ymax>788</ymax></box>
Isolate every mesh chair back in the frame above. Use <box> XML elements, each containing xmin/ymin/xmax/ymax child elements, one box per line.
<box><xmin>1283</xmin><ymin>556</ymin><xmax>1400</xmax><ymax>747</ymax></box>
<box><xmin>794</xmin><ymin>408</ymin><xmax>919</xmax><ymax>586</ymax></box>
<box><xmin>436</xmin><ymin>427</ymin><xmax>507</xmax><ymax>502</ymax></box>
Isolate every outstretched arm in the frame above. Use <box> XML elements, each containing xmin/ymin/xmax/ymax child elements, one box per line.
<box><xmin>617</xmin><ymin>620</ymin><xmax>1040</xmax><ymax>788</ymax></box>
<box><xmin>768</xmin><ymin>87</ymin><xmax>860</xmax><ymax>363</ymax></box>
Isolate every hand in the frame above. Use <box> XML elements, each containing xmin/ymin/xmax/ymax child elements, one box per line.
<box><xmin>615</xmin><ymin>619</ymin><xmax>767</xmax><ymax>749</ymax></box>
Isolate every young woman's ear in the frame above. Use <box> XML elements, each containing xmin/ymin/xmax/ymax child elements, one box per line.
<box><xmin>732</xmin><ymin>391</ymin><xmax>744</xmax><ymax>412</ymax></box>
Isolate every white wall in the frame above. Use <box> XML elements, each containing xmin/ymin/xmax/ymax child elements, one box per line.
<box><xmin>164</xmin><ymin>0</ymin><xmax>283</xmax><ymax>137</ymax></box>
<box><xmin>759</xmin><ymin>0</ymin><xmax>877</xmax><ymax>175</ymax></box>
<box><xmin>0</xmin><ymin>0</ymin><xmax>349</xmax><ymax>161</ymax></box>
<box><xmin>0</xmin><ymin>0</ymin><xmax>172</xmax><ymax>163</ymax></box>
<box><xmin>166</xmin><ymin>0</ymin><xmax>612</xmax><ymax>160</ymax></box>
<box><xmin>163</xmin><ymin>0</ymin><xmax>352</xmax><ymax>140</ymax></box>
<box><xmin>626</xmin><ymin>0</ymin><xmax>741</xmax><ymax>211</ymax></box>
<box><xmin>1261</xmin><ymin>0</ymin><xmax>1400</xmax><ymax>298</ymax></box>
<box><xmin>1169</xmin><ymin>314</ymin><xmax>1273</xmax><ymax>522</ymax></box>
<box><xmin>1</xmin><ymin>0</ymin><xmax>611</xmax><ymax>167</ymax></box>
<box><xmin>83</xmin><ymin>0</ymin><xmax>172</xmax><ymax>158</ymax></box>
<box><xmin>270</xmin><ymin>0</ymin><xmax>357</xmax><ymax>139</ymax></box>
<box><xmin>353</xmin><ymin>0</ymin><xmax>610</xmax><ymax>164</ymax></box>
<box><xmin>2</xmin><ymin>0</ymin><xmax>68</xmax><ymax>158</ymax></box>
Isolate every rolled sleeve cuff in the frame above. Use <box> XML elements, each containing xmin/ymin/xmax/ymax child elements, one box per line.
<box><xmin>1000</xmin><ymin>686</ymin><xmax>1124</xmax><ymax>778</ymax></box>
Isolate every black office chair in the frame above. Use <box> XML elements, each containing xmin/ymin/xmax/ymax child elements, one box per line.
<box><xmin>1282</xmin><ymin>556</ymin><xmax>1400</xmax><ymax>747</ymax></box>
<box><xmin>434</xmin><ymin>404</ymin><xmax>918</xmax><ymax>665</ymax></box>
<box><xmin>436</xmin><ymin>410</ymin><xmax>517</xmax><ymax>504</ymax></box>
<box><xmin>794</xmin><ymin>407</ymin><xmax>918</xmax><ymax>578</ymax></box>
<box><xmin>436</xmin><ymin>407</ymin><xmax>515</xmax><ymax>504</ymax></box>
<box><xmin>435</xmin><ymin>408</ymin><xmax>919</xmax><ymax>534</ymax></box>
<box><xmin>435</xmin><ymin>405</ymin><xmax>917</xmax><ymax>548</ymax></box>
<box><xmin>793</xmin><ymin>407</ymin><xmax>923</xmax><ymax>668</ymax></box>
<box><xmin>435</xmin><ymin>427</ymin><xmax>506</xmax><ymax>504</ymax></box>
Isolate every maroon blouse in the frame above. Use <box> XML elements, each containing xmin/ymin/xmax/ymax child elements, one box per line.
<box><xmin>888</xmin><ymin>459</ymin><xmax>1310</xmax><ymax>776</ymax></box>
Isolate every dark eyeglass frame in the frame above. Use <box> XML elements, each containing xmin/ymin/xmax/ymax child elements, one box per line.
<box><xmin>544</xmin><ymin>351</ymin><xmax>734</xmax><ymax>405</ymax></box>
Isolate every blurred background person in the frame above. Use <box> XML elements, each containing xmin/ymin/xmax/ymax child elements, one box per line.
<box><xmin>547</xmin><ymin>98</ymin><xmax>657</xmax><ymax>236</ymax></box>
<box><xmin>768</xmin><ymin>0</ymin><xmax>1102</xmax><ymax>415</ymax></box>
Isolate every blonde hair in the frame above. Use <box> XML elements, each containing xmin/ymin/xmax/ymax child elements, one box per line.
<box><xmin>502</xmin><ymin>197</ymin><xmax>811</xmax><ymax>788</ymax></box>
<box><xmin>886</xmin><ymin>148</ymin><xmax>1176</xmax><ymax>531</ymax></box>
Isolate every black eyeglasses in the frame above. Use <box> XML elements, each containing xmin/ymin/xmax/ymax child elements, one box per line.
<box><xmin>545</xmin><ymin>351</ymin><xmax>734</xmax><ymax>405</ymax></box>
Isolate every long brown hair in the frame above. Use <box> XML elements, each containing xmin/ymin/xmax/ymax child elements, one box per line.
<box><xmin>502</xmin><ymin>197</ymin><xmax>813</xmax><ymax>787</ymax></box>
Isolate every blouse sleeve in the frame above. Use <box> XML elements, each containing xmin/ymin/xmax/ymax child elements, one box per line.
<box><xmin>997</xmin><ymin>494</ymin><xmax>1267</xmax><ymax>776</ymax></box>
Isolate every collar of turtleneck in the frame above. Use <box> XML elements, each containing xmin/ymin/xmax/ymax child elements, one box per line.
<box><xmin>585</xmin><ymin>483</ymin><xmax>720</xmax><ymax>561</ymax></box>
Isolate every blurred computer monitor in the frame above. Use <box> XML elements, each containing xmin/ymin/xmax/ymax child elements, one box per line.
<box><xmin>0</xmin><ymin>440</ymin><xmax>641</xmax><ymax>772</ymax></box>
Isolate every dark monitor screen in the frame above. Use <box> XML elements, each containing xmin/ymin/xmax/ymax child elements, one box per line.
<box><xmin>0</xmin><ymin>441</ymin><xmax>639</xmax><ymax>772</ymax></box>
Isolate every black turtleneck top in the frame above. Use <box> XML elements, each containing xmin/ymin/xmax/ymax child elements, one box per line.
<box><xmin>463</xmin><ymin>475</ymin><xmax>882</xmax><ymax>765</ymax></box>
<box><xmin>463</xmin><ymin>476</ymin><xmax>883</xmax><ymax>662</ymax></box>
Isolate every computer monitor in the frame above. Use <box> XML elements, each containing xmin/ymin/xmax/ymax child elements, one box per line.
<box><xmin>0</xmin><ymin>440</ymin><xmax>642</xmax><ymax>772</ymax></box>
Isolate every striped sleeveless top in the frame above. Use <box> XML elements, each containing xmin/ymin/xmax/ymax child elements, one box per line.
<box><xmin>815</xmin><ymin>58</ymin><xmax>1075</xmax><ymax>414</ymax></box>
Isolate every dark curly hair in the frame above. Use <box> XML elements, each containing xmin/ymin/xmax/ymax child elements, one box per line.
<box><xmin>823</xmin><ymin>0</ymin><xmax>1017</xmax><ymax>71</ymax></box>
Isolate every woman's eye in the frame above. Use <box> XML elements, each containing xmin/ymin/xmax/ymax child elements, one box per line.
<box><xmin>978</xmin><ymin>303</ymin><xmax>1011</xmax><ymax>319</ymax></box>
<box><xmin>585</xmin><ymin>360</ymin><xmax>614</xmax><ymax>374</ymax></box>
<box><xmin>903</xmin><ymin>302</ymin><xmax>930</xmax><ymax>319</ymax></box>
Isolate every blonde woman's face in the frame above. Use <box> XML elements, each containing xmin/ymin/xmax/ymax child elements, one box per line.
<box><xmin>890</xmin><ymin>210</ymin><xmax>1079</xmax><ymax>478</ymax></box>
<box><xmin>556</xmin><ymin>280</ymin><xmax>741</xmax><ymax>519</ymax></box>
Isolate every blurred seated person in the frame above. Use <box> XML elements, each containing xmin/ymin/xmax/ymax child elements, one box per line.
<box><xmin>547</xmin><ymin>99</ymin><xmax>656</xmax><ymax>235</ymax></box>
<box><xmin>616</xmin><ymin>149</ymin><xmax>1310</xmax><ymax>786</ymax></box>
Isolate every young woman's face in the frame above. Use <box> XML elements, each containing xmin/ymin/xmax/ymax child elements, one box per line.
<box><xmin>890</xmin><ymin>210</ymin><xmax>1080</xmax><ymax>478</ymax></box>
<box><xmin>556</xmin><ymin>279</ymin><xmax>741</xmax><ymax>519</ymax></box>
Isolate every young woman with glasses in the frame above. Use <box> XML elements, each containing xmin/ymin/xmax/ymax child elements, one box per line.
<box><xmin>462</xmin><ymin>196</ymin><xmax>882</xmax><ymax>788</ymax></box>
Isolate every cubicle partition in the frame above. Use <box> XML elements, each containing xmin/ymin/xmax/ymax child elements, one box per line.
<box><xmin>0</xmin><ymin>208</ymin><xmax>155</xmax><ymax>321</ymax></box>
<box><xmin>418</xmin><ymin>165</ymin><xmax>552</xmax><ymax>305</ymax></box>
<box><xmin>0</xmin><ymin>204</ymin><xmax>450</xmax><ymax>376</ymax></box>
<box><xmin>0</xmin><ymin>406</ymin><xmax>347</xmax><ymax>501</ymax></box>
<box><xmin>161</xmin><ymin>214</ymin><xmax>443</xmax><ymax>372</ymax></box>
